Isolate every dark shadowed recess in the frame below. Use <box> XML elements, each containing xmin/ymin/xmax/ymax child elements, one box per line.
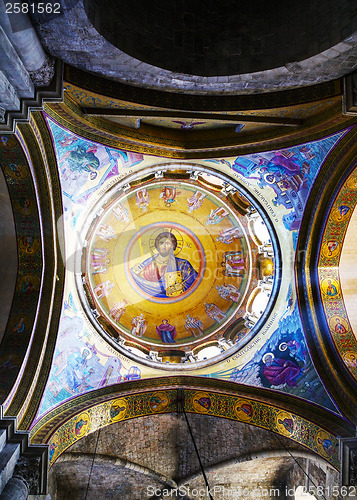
<box><xmin>83</xmin><ymin>0</ymin><xmax>357</xmax><ymax>76</ymax></box>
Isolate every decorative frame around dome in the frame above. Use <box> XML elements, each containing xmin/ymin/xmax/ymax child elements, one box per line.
<box><xmin>75</xmin><ymin>164</ymin><xmax>280</xmax><ymax>368</ymax></box>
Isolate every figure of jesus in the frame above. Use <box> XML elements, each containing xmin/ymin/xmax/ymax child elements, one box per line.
<box><xmin>130</xmin><ymin>231</ymin><xmax>198</xmax><ymax>298</ymax></box>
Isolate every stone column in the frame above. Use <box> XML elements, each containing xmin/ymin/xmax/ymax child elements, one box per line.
<box><xmin>0</xmin><ymin>1</ymin><xmax>54</xmax><ymax>90</ymax></box>
<box><xmin>0</xmin><ymin>456</ymin><xmax>41</xmax><ymax>499</ymax></box>
<box><xmin>0</xmin><ymin>1</ymin><xmax>46</xmax><ymax>72</ymax></box>
<box><xmin>0</xmin><ymin>477</ymin><xmax>28</xmax><ymax>500</ymax></box>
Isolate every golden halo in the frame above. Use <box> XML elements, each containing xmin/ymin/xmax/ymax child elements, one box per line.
<box><xmin>262</xmin><ymin>352</ymin><xmax>275</xmax><ymax>364</ymax></box>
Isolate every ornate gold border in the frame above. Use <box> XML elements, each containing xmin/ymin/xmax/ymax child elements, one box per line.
<box><xmin>30</xmin><ymin>376</ymin><xmax>353</xmax><ymax>472</ymax></box>
<box><xmin>33</xmin><ymin>383</ymin><xmax>343</xmax><ymax>470</ymax></box>
<box><xmin>43</xmin><ymin>80</ymin><xmax>356</xmax><ymax>159</ymax></box>
<box><xmin>318</xmin><ymin>167</ymin><xmax>357</xmax><ymax>379</ymax></box>
<box><xmin>297</xmin><ymin>126</ymin><xmax>357</xmax><ymax>422</ymax></box>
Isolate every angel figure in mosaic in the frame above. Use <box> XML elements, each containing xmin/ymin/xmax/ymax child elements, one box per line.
<box><xmin>159</xmin><ymin>186</ymin><xmax>180</xmax><ymax>207</ymax></box>
<box><xmin>112</xmin><ymin>203</ymin><xmax>130</xmax><ymax>223</ymax></box>
<box><xmin>187</xmin><ymin>191</ymin><xmax>206</xmax><ymax>213</ymax></box>
<box><xmin>97</xmin><ymin>224</ymin><xmax>117</xmax><ymax>242</ymax></box>
<box><xmin>136</xmin><ymin>188</ymin><xmax>149</xmax><ymax>212</ymax></box>
<box><xmin>216</xmin><ymin>226</ymin><xmax>242</xmax><ymax>244</ymax></box>
<box><xmin>94</xmin><ymin>280</ymin><xmax>114</xmax><ymax>299</ymax></box>
<box><xmin>109</xmin><ymin>300</ymin><xmax>128</xmax><ymax>322</ymax></box>
<box><xmin>205</xmin><ymin>206</ymin><xmax>229</xmax><ymax>225</ymax></box>
<box><xmin>92</xmin><ymin>248</ymin><xmax>110</xmax><ymax>274</ymax></box>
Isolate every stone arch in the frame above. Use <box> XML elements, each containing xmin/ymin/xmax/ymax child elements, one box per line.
<box><xmin>30</xmin><ymin>379</ymin><xmax>349</xmax><ymax>469</ymax></box>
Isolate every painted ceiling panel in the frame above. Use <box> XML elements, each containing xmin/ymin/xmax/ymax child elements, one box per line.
<box><xmin>32</xmin><ymin>117</ymin><xmax>347</xmax><ymax>426</ymax></box>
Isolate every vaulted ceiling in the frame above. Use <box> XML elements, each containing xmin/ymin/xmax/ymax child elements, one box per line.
<box><xmin>0</xmin><ymin>2</ymin><xmax>357</xmax><ymax>498</ymax></box>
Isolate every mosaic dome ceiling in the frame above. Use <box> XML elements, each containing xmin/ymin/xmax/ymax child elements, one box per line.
<box><xmin>25</xmin><ymin>114</ymin><xmax>344</xmax><ymax>425</ymax></box>
<box><xmin>2</xmin><ymin>88</ymin><xmax>357</xmax><ymax>481</ymax></box>
<box><xmin>1</xmin><ymin>7</ymin><xmax>357</xmax><ymax>496</ymax></box>
<box><xmin>79</xmin><ymin>170</ymin><xmax>277</xmax><ymax>365</ymax></box>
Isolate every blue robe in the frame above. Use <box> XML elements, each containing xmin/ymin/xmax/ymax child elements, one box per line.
<box><xmin>131</xmin><ymin>253</ymin><xmax>198</xmax><ymax>298</ymax></box>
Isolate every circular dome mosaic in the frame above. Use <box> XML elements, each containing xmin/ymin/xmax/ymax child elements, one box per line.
<box><xmin>79</xmin><ymin>169</ymin><xmax>278</xmax><ymax>366</ymax></box>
